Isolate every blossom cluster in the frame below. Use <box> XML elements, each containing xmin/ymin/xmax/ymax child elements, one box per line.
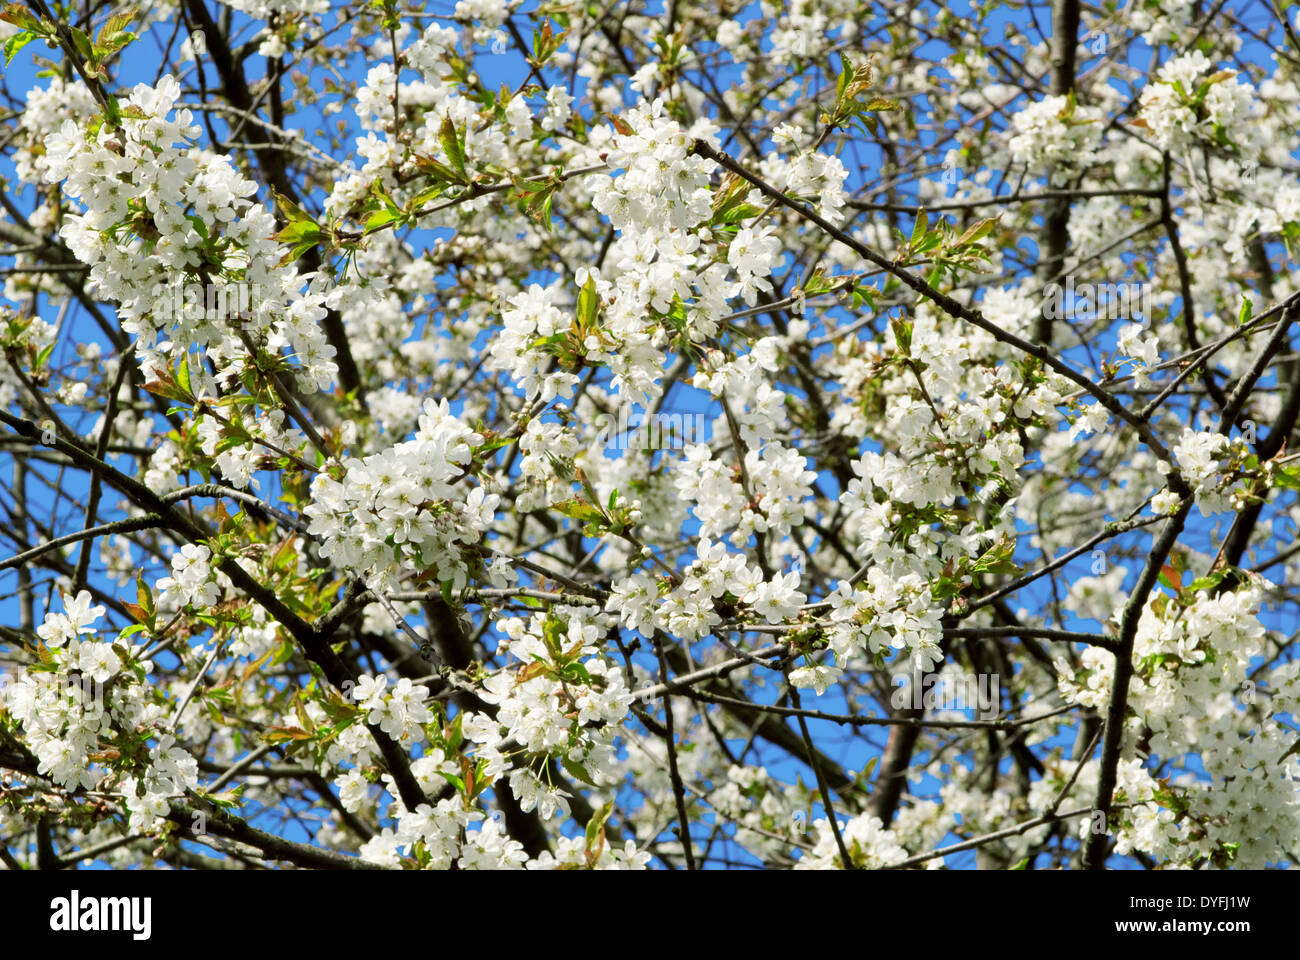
<box><xmin>304</xmin><ymin>398</ymin><xmax>496</xmax><ymax>592</ymax></box>
<box><xmin>40</xmin><ymin>75</ymin><xmax>339</xmax><ymax>395</ymax></box>
<box><xmin>3</xmin><ymin>591</ymin><xmax>197</xmax><ymax>832</ymax></box>
<box><xmin>1056</xmin><ymin>581</ymin><xmax>1299</xmax><ymax>866</ymax></box>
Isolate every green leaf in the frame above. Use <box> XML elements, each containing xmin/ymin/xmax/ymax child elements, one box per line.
<box><xmin>530</xmin><ymin>333</ymin><xmax>566</xmax><ymax>351</ymax></box>
<box><xmin>511</xmin><ymin>177</ymin><xmax>550</xmax><ymax>197</ymax></box>
<box><xmin>0</xmin><ymin>5</ymin><xmax>43</xmax><ymax>32</ymax></box>
<box><xmin>409</xmin><ymin>183</ymin><xmax>447</xmax><ymax>210</ymax></box>
<box><xmin>564</xmin><ymin>660</ymin><xmax>593</xmax><ymax>685</ymax></box>
<box><xmin>717</xmin><ymin>203</ymin><xmax>762</xmax><ymax>224</ymax></box>
<box><xmin>94</xmin><ymin>10</ymin><xmax>137</xmax><ymax>57</ymax></box>
<box><xmin>801</xmin><ymin>268</ymin><xmax>835</xmax><ymax>297</ymax></box>
<box><xmin>561</xmin><ymin>753</ymin><xmax>597</xmax><ymax>786</ymax></box>
<box><xmin>271</xmin><ymin>638</ymin><xmax>295</xmax><ymax>666</ymax></box>
<box><xmin>584</xmin><ymin>798</ymin><xmax>614</xmax><ymax>861</ymax></box>
<box><xmin>136</xmin><ymin>570</ymin><xmax>155</xmax><ymax>619</ymax></box>
<box><xmin>1238</xmin><ymin>297</ymin><xmax>1253</xmax><ymax>326</ymax></box>
<box><xmin>1283</xmin><ymin>221</ymin><xmax>1300</xmax><ymax>262</ymax></box>
<box><xmin>3</xmin><ymin>29</ymin><xmax>33</xmax><ymax>65</ymax></box>
<box><xmin>215</xmin><ymin>432</ymin><xmax>250</xmax><ymax>455</ymax></box>
<box><xmin>264</xmin><ymin>726</ymin><xmax>312</xmax><ymax>743</ymax></box>
<box><xmin>95</xmin><ymin>27</ymin><xmax>135</xmax><ymax>58</ymax></box>
<box><xmin>1273</xmin><ymin>464</ymin><xmax>1300</xmax><ymax>490</ymax></box>
<box><xmin>1184</xmin><ymin>572</ymin><xmax>1225</xmax><ymax>592</ymax></box>
<box><xmin>530</xmin><ymin>19</ymin><xmax>565</xmax><ymax>65</ymax></box>
<box><xmin>576</xmin><ymin>275</ymin><xmax>598</xmax><ymax>331</ymax></box>
<box><xmin>971</xmin><ymin>537</ymin><xmax>1021</xmax><ymax>576</ymax></box>
<box><xmin>955</xmin><ymin>216</ymin><xmax>998</xmax><ymax>247</ymax></box>
<box><xmin>554</xmin><ymin>497</ymin><xmax>605</xmax><ymax>525</ymax></box>
<box><xmin>68</xmin><ymin>25</ymin><xmax>94</xmax><ymax>61</ymax></box>
<box><xmin>280</xmin><ymin>239</ymin><xmax>321</xmax><ymax>266</ymax></box>
<box><xmin>435</xmin><ymin>771</ymin><xmax>465</xmax><ymax>793</ymax></box>
<box><xmin>97</xmin><ymin>10</ymin><xmax>136</xmax><ymax>44</ymax></box>
<box><xmin>444</xmin><ymin>712</ymin><xmax>464</xmax><ymax>753</ymax></box>
<box><xmin>439</xmin><ymin>113</ymin><xmax>467</xmax><ymax>179</ymax></box>
<box><xmin>910</xmin><ymin>208</ymin><xmax>929</xmax><ymax>246</ymax></box>
<box><xmin>862</xmin><ymin>96</ymin><xmax>900</xmax><ymax>112</ymax></box>
<box><xmin>890</xmin><ymin>317</ymin><xmax>913</xmax><ymax>357</ymax></box>
<box><xmin>532</xmin><ymin>192</ymin><xmax>555</xmax><ymax>231</ymax></box>
<box><xmin>271</xmin><ymin>188</ymin><xmax>314</xmax><ymax>225</ymax></box>
<box><xmin>413</xmin><ymin>155</ymin><xmax>465</xmax><ymax>185</ymax></box>
<box><xmin>364</xmin><ymin>208</ymin><xmax>400</xmax><ymax>233</ymax></box>
<box><xmin>122</xmin><ymin>600</ymin><xmax>149</xmax><ymax>624</ymax></box>
<box><xmin>274</xmin><ymin>219</ymin><xmax>321</xmax><ymax>246</ymax></box>
<box><xmin>477</xmin><ymin>434</ymin><xmax>517</xmax><ymax>454</ymax></box>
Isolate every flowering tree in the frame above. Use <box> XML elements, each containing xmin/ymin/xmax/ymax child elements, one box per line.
<box><xmin>0</xmin><ymin>0</ymin><xmax>1298</xmax><ymax>872</ymax></box>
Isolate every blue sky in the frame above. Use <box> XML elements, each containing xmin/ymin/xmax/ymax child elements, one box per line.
<box><xmin>1</xmin><ymin>0</ymin><xmax>1296</xmax><ymax>868</ymax></box>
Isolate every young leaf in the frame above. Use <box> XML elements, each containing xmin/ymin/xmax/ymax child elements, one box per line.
<box><xmin>4</xmin><ymin>29</ymin><xmax>33</xmax><ymax>65</ymax></box>
<box><xmin>439</xmin><ymin>113</ymin><xmax>468</xmax><ymax>180</ymax></box>
<box><xmin>584</xmin><ymin>798</ymin><xmax>614</xmax><ymax>865</ymax></box>
<box><xmin>911</xmin><ymin>208</ymin><xmax>929</xmax><ymax>246</ymax></box>
<box><xmin>576</xmin><ymin>275</ymin><xmax>598</xmax><ymax>330</ymax></box>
